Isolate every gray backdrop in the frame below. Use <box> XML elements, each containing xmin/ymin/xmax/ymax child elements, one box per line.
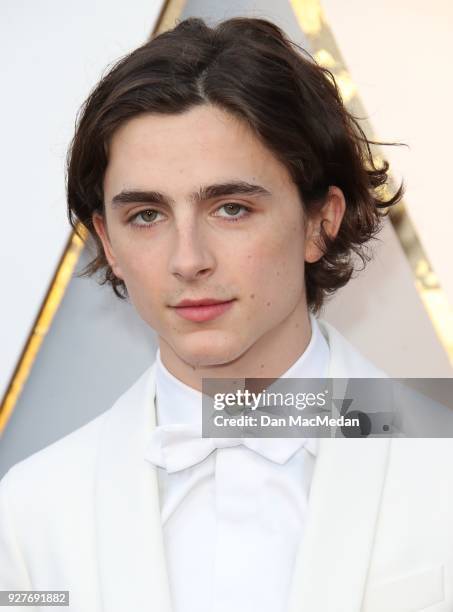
<box><xmin>2</xmin><ymin>0</ymin><xmax>451</xmax><ymax>478</ymax></box>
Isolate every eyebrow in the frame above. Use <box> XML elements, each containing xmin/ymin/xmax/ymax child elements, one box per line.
<box><xmin>110</xmin><ymin>181</ymin><xmax>272</xmax><ymax>208</ymax></box>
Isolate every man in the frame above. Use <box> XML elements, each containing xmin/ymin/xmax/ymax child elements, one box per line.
<box><xmin>1</xmin><ymin>16</ymin><xmax>453</xmax><ymax>612</ymax></box>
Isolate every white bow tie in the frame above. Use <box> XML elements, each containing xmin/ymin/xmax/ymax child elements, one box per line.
<box><xmin>144</xmin><ymin>423</ymin><xmax>317</xmax><ymax>473</ymax></box>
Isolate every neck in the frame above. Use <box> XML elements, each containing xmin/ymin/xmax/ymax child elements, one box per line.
<box><xmin>158</xmin><ymin>300</ymin><xmax>312</xmax><ymax>393</ymax></box>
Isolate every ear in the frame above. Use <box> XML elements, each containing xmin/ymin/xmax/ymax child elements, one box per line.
<box><xmin>304</xmin><ymin>186</ymin><xmax>346</xmax><ymax>263</ymax></box>
<box><xmin>92</xmin><ymin>213</ymin><xmax>124</xmax><ymax>279</ymax></box>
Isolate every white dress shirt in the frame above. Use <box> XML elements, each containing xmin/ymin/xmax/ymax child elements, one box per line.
<box><xmin>148</xmin><ymin>312</ymin><xmax>329</xmax><ymax>612</ymax></box>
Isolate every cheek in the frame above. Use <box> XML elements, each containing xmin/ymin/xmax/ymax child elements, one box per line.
<box><xmin>112</xmin><ymin>238</ymin><xmax>163</xmax><ymax>297</ymax></box>
<box><xmin>246</xmin><ymin>220</ymin><xmax>305</xmax><ymax>281</ymax></box>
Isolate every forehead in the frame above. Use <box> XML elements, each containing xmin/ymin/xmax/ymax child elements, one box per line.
<box><xmin>103</xmin><ymin>104</ymin><xmax>294</xmax><ymax>198</ymax></box>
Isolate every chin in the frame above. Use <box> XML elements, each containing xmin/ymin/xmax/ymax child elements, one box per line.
<box><xmin>172</xmin><ymin>330</ymin><xmax>246</xmax><ymax>369</ymax></box>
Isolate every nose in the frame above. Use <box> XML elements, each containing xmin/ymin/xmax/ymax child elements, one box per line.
<box><xmin>168</xmin><ymin>219</ymin><xmax>216</xmax><ymax>282</ymax></box>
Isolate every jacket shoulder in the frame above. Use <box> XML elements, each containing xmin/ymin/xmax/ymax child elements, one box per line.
<box><xmin>2</xmin><ymin>363</ymin><xmax>156</xmax><ymax>493</ymax></box>
<box><xmin>0</xmin><ymin>409</ymin><xmax>111</xmax><ymax>587</ymax></box>
<box><xmin>1</xmin><ymin>408</ymin><xmax>109</xmax><ymax>506</ymax></box>
<box><xmin>317</xmin><ymin>317</ymin><xmax>388</xmax><ymax>378</ymax></box>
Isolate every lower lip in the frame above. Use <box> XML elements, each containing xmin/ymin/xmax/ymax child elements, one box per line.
<box><xmin>172</xmin><ymin>300</ymin><xmax>235</xmax><ymax>322</ymax></box>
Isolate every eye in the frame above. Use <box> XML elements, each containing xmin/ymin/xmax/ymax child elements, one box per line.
<box><xmin>129</xmin><ymin>209</ymin><xmax>164</xmax><ymax>227</ymax></box>
<box><xmin>214</xmin><ymin>203</ymin><xmax>251</xmax><ymax>221</ymax></box>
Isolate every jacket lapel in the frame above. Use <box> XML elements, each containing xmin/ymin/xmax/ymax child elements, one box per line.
<box><xmin>95</xmin><ymin>364</ymin><xmax>173</xmax><ymax>612</ymax></box>
<box><xmin>94</xmin><ymin>319</ymin><xmax>390</xmax><ymax>612</ymax></box>
<box><xmin>287</xmin><ymin>319</ymin><xmax>391</xmax><ymax>612</ymax></box>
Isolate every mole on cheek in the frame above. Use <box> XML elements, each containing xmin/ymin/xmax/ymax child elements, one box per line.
<box><xmin>266</xmin><ymin>302</ymin><xmax>271</xmax><ymax>306</ymax></box>
<box><xmin>250</xmin><ymin>293</ymin><xmax>255</xmax><ymax>299</ymax></box>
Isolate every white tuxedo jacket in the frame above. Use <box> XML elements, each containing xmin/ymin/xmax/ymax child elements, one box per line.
<box><xmin>1</xmin><ymin>319</ymin><xmax>453</xmax><ymax>612</ymax></box>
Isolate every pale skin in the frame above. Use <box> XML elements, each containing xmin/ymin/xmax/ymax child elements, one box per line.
<box><xmin>93</xmin><ymin>104</ymin><xmax>345</xmax><ymax>392</ymax></box>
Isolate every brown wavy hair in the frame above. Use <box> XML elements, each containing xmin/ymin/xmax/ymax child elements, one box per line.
<box><xmin>66</xmin><ymin>16</ymin><xmax>404</xmax><ymax>313</ymax></box>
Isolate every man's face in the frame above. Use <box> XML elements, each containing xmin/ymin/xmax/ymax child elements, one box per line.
<box><xmin>95</xmin><ymin>104</ymin><xmax>315</xmax><ymax>369</ymax></box>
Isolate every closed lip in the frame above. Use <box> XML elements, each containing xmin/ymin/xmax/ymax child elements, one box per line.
<box><xmin>173</xmin><ymin>298</ymin><xmax>235</xmax><ymax>307</ymax></box>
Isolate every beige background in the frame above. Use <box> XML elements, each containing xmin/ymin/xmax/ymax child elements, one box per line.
<box><xmin>1</xmin><ymin>0</ymin><xmax>452</xmax><ymax>477</ymax></box>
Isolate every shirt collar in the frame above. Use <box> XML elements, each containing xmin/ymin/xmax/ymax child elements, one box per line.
<box><xmin>154</xmin><ymin>312</ymin><xmax>329</xmax><ymax>455</ymax></box>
